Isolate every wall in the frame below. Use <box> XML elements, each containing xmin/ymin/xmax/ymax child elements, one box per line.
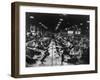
<box><xmin>0</xmin><ymin>0</ymin><xmax>100</xmax><ymax>80</ymax></box>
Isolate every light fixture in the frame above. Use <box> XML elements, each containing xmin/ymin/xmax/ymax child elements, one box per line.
<box><xmin>59</xmin><ymin>18</ymin><xmax>63</xmax><ymax>21</ymax></box>
<box><xmin>29</xmin><ymin>16</ymin><xmax>34</xmax><ymax>19</ymax></box>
